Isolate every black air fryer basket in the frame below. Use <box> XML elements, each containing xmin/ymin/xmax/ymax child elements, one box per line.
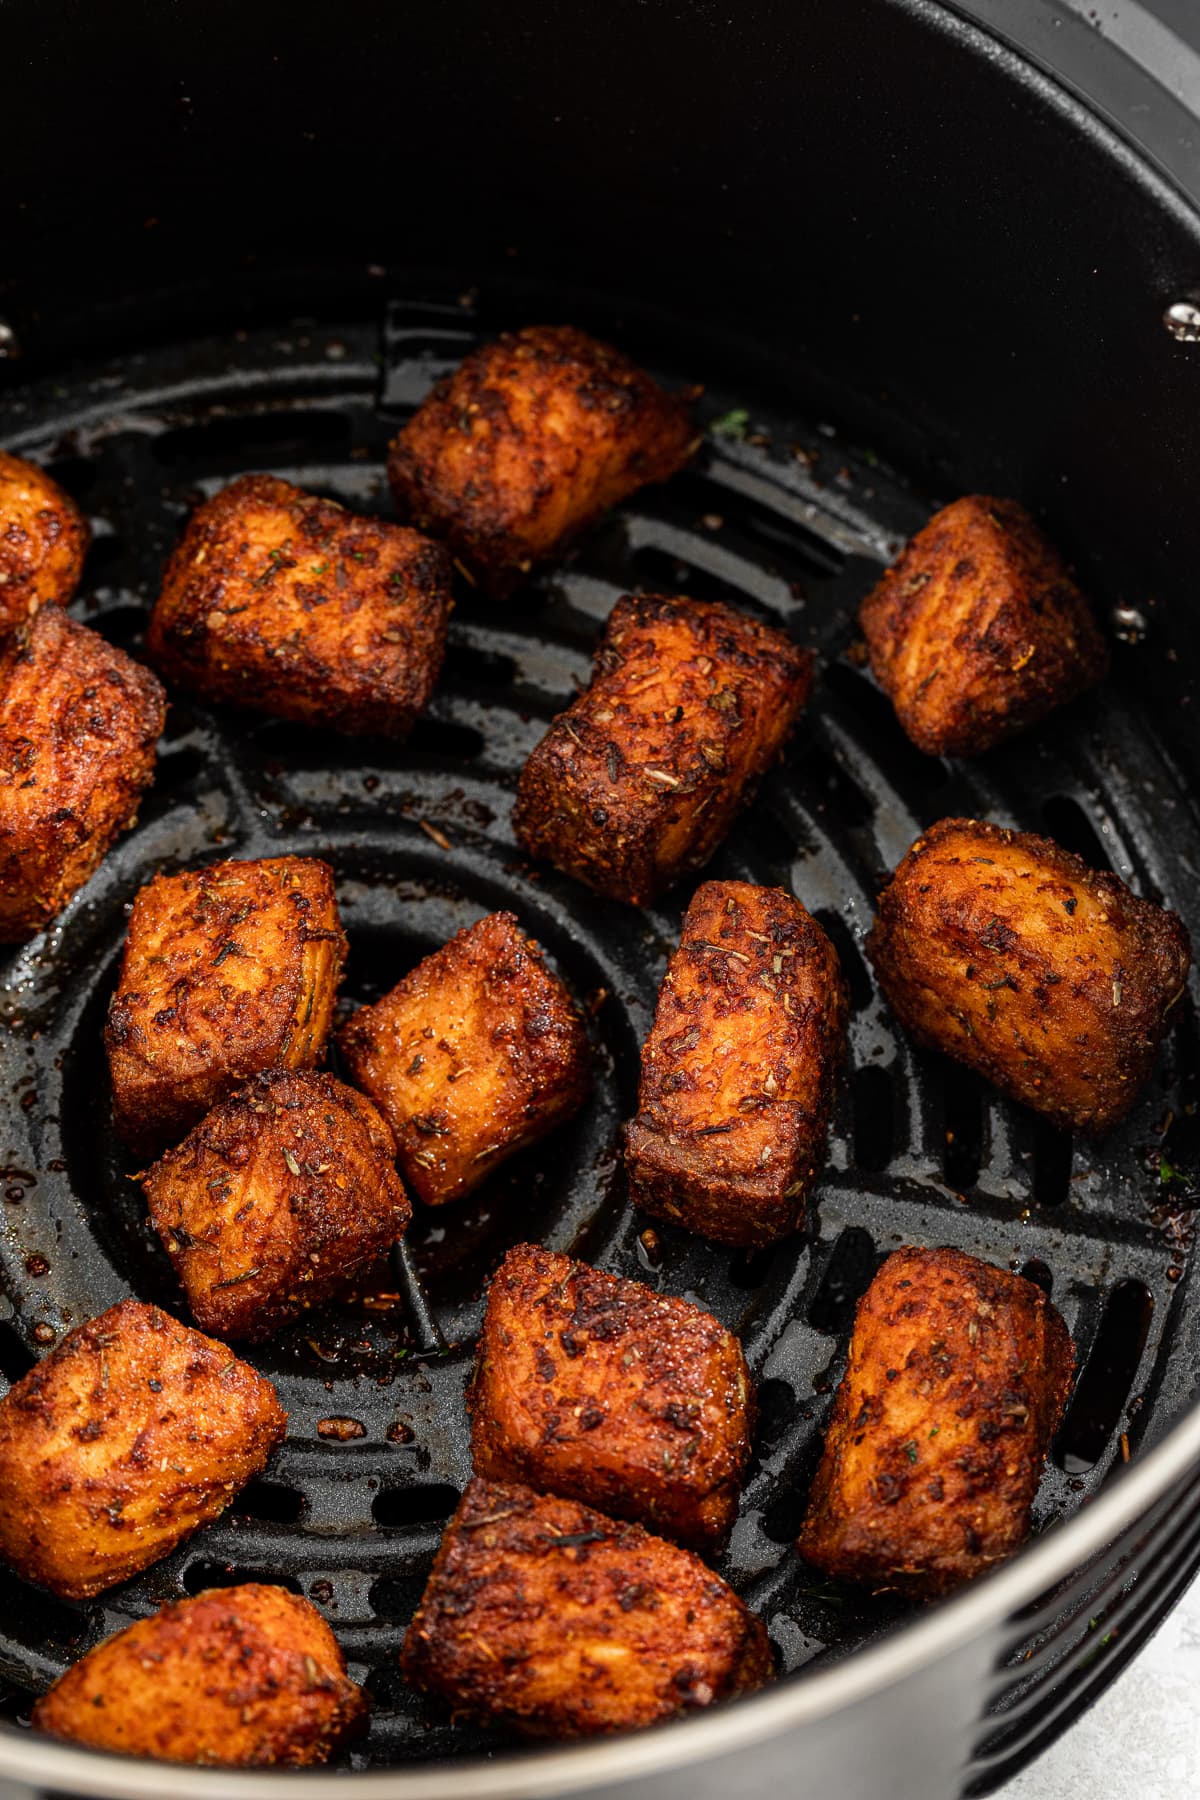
<box><xmin>3</xmin><ymin>2</ymin><xmax>1200</xmax><ymax>1796</ymax></box>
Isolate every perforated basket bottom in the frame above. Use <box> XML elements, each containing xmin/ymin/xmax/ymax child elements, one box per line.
<box><xmin>0</xmin><ymin>292</ymin><xmax>1197</xmax><ymax>1767</ymax></box>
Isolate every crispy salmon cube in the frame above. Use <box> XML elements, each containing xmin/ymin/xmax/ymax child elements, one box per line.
<box><xmin>798</xmin><ymin>1246</ymin><xmax>1074</xmax><ymax>1597</ymax></box>
<box><xmin>141</xmin><ymin>1070</ymin><xmax>411</xmax><ymax>1342</ymax></box>
<box><xmin>0</xmin><ymin>1300</ymin><xmax>286</xmax><ymax>1600</ymax></box>
<box><xmin>146</xmin><ymin>474</ymin><xmax>452</xmax><ymax>737</ymax></box>
<box><xmin>0</xmin><ymin>449</ymin><xmax>90</xmax><ymax>633</ymax></box>
<box><xmin>0</xmin><ymin>605</ymin><xmax>165</xmax><ymax>942</ymax></box>
<box><xmin>402</xmin><ymin>1477</ymin><xmax>771</xmax><ymax>1737</ymax></box>
<box><xmin>625</xmin><ymin>880</ymin><xmax>846</xmax><ymax>1244</ymax></box>
<box><xmin>859</xmin><ymin>496</ymin><xmax>1109</xmax><ymax>756</ymax></box>
<box><xmin>337</xmin><ymin>911</ymin><xmax>590</xmax><ymax>1205</ymax></box>
<box><xmin>867</xmin><ymin>817</ymin><xmax>1191</xmax><ymax>1135</ymax></box>
<box><xmin>104</xmin><ymin>855</ymin><xmax>347</xmax><ymax>1160</ymax></box>
<box><xmin>513</xmin><ymin>594</ymin><xmax>813</xmax><ymax>905</ymax></box>
<box><xmin>387</xmin><ymin>325</ymin><xmax>699</xmax><ymax>598</ymax></box>
<box><xmin>33</xmin><ymin>1583</ymin><xmax>367</xmax><ymax>1765</ymax></box>
<box><xmin>469</xmin><ymin>1243</ymin><xmax>753</xmax><ymax>1549</ymax></box>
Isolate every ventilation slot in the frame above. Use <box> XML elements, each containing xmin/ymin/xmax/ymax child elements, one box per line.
<box><xmin>811</xmin><ymin>909</ymin><xmax>873</xmax><ymax>1013</ymax></box>
<box><xmin>444</xmin><ymin>642</ymin><xmax>519</xmax><ymax>689</ymax></box>
<box><xmin>43</xmin><ymin>454</ymin><xmax>99</xmax><ymax>501</ymax></box>
<box><xmin>796</xmin><ymin>743</ymin><xmax>875</xmax><ymax>830</ymax></box>
<box><xmin>1056</xmin><ymin>1280</ymin><xmax>1153</xmax><ymax>1472</ymax></box>
<box><xmin>808</xmin><ymin>1227</ymin><xmax>878</xmax><ymax>1335</ymax></box>
<box><xmin>1040</xmin><ymin>797</ymin><xmax>1113</xmax><ymax>873</ymax></box>
<box><xmin>372</xmin><ymin>1483</ymin><xmax>461</xmax><ymax>1529</ymax></box>
<box><xmin>368</xmin><ymin>1574</ymin><xmax>427</xmax><ymax>1620</ymax></box>
<box><xmin>852</xmin><ymin>1065</ymin><xmax>895</xmax><ymax>1171</ymax></box>
<box><xmin>183</xmin><ymin>1561</ymin><xmax>303</xmax><ymax>1596</ymax></box>
<box><xmin>88</xmin><ymin>603</ymin><xmax>148</xmax><ymax>654</ymax></box>
<box><xmin>84</xmin><ymin>533</ymin><xmax>130</xmax><ymax>584</ymax></box>
<box><xmin>942</xmin><ymin>1063</ymin><xmax>984</xmax><ymax>1192</ymax></box>
<box><xmin>234</xmin><ymin>1480</ymin><xmax>306</xmax><ymax>1525</ymax></box>
<box><xmin>0</xmin><ymin>1566</ymin><xmax>84</xmax><ymax>1652</ymax></box>
<box><xmin>821</xmin><ymin>660</ymin><xmax>950</xmax><ymax>800</ymax></box>
<box><xmin>404</xmin><ymin>715</ymin><xmax>486</xmax><ymax>761</ymax></box>
<box><xmin>1021</xmin><ymin>1259</ymin><xmax>1054</xmax><ymax>1297</ymax></box>
<box><xmin>728</xmin><ymin>1244</ymin><xmax>778</xmax><ymax>1290</ymax></box>
<box><xmin>1032</xmin><ymin>1117</ymin><xmax>1073</xmax><ymax>1208</ymax></box>
<box><xmin>753</xmin><ymin>1379</ymin><xmax>797</xmax><ymax>1452</ymax></box>
<box><xmin>761</xmin><ymin>1482</ymin><xmax>814</xmax><ymax>1545</ymax></box>
<box><xmin>154</xmin><ymin>744</ymin><xmax>210</xmax><ymax>797</ymax></box>
<box><xmin>364</xmin><ymin>1662</ymin><xmax>411</xmax><ymax>1711</ymax></box>
<box><xmin>0</xmin><ymin>1322</ymin><xmax>35</xmax><ymax>1385</ymax></box>
<box><xmin>151</xmin><ymin>408</ymin><xmax>352</xmax><ymax>468</ymax></box>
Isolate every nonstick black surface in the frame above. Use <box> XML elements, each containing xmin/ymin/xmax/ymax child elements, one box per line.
<box><xmin>0</xmin><ymin>293</ymin><xmax>1197</xmax><ymax>1765</ymax></box>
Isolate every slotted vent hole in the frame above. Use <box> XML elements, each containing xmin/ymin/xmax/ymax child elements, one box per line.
<box><xmin>1056</xmin><ymin>1280</ymin><xmax>1154</xmax><ymax>1472</ymax></box>
<box><xmin>1021</xmin><ymin>1258</ymin><xmax>1054</xmax><ymax>1297</ymax></box>
<box><xmin>154</xmin><ymin>744</ymin><xmax>211</xmax><ymax>796</ymax></box>
<box><xmin>753</xmin><ymin>1378</ymin><xmax>798</xmax><ymax>1452</ymax></box>
<box><xmin>760</xmin><ymin>1481</ymin><xmax>813</xmax><ymax>1546</ymax></box>
<box><xmin>182</xmin><ymin>1561</ymin><xmax>304</xmax><ymax>1596</ymax></box>
<box><xmin>83</xmin><ymin>533</ymin><xmax>131</xmax><ymax>584</ymax></box>
<box><xmin>796</xmin><ymin>742</ymin><xmax>875</xmax><ymax>830</ymax></box>
<box><xmin>401</xmin><ymin>715</ymin><xmax>486</xmax><ymax>761</ymax></box>
<box><xmin>728</xmin><ymin>1244</ymin><xmax>779</xmax><ymax>1291</ymax></box>
<box><xmin>443</xmin><ymin>641</ymin><xmax>520</xmax><ymax>689</ymax></box>
<box><xmin>43</xmin><ymin>453</ymin><xmax>100</xmax><ymax>501</ymax></box>
<box><xmin>808</xmin><ymin>1227</ymin><xmax>878</xmax><ymax>1335</ymax></box>
<box><xmin>0</xmin><ymin>1322</ymin><xmax>35</xmax><ymax>1385</ymax></box>
<box><xmin>371</xmin><ymin>1483</ymin><xmax>461</xmax><ymax>1529</ymax></box>
<box><xmin>820</xmin><ymin>660</ymin><xmax>951</xmax><ymax>800</ymax></box>
<box><xmin>942</xmin><ymin>1062</ymin><xmax>985</xmax><ymax>1192</ymax></box>
<box><xmin>810</xmin><ymin>909</ymin><xmax>873</xmax><ymax>1013</ymax></box>
<box><xmin>150</xmin><ymin>408</ymin><xmax>353</xmax><ymax>468</ymax></box>
<box><xmin>0</xmin><ymin>1566</ymin><xmax>84</xmax><ymax>1653</ymax></box>
<box><xmin>234</xmin><ymin>1480</ymin><xmax>307</xmax><ymax>1525</ymax></box>
<box><xmin>87</xmin><ymin>603</ymin><xmax>148</xmax><ymax>654</ymax></box>
<box><xmin>364</xmin><ymin>1662</ymin><xmax>411</xmax><ymax>1711</ymax></box>
<box><xmin>367</xmin><ymin>1575</ymin><xmax>428</xmax><ymax>1620</ymax></box>
<box><xmin>1040</xmin><ymin>796</ymin><xmax>1114</xmax><ymax>874</ymax></box>
<box><xmin>852</xmin><ymin>1065</ymin><xmax>895</xmax><ymax>1171</ymax></box>
<box><xmin>1032</xmin><ymin>1117</ymin><xmax>1074</xmax><ymax>1208</ymax></box>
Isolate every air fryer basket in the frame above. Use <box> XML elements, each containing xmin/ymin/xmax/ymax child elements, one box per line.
<box><xmin>3</xmin><ymin>3</ymin><xmax>1200</xmax><ymax>1798</ymax></box>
